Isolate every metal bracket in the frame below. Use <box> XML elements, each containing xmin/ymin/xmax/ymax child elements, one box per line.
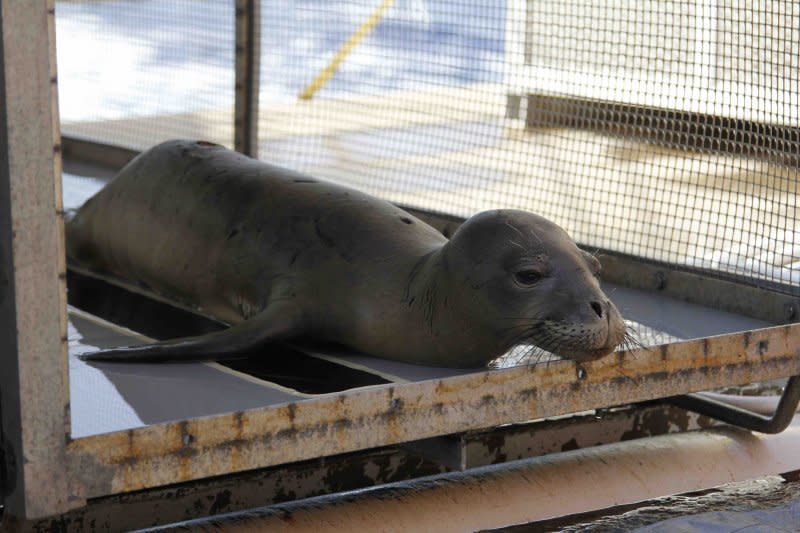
<box><xmin>667</xmin><ymin>375</ymin><xmax>800</xmax><ymax>434</ymax></box>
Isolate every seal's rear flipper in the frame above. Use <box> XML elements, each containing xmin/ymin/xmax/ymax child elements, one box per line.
<box><xmin>79</xmin><ymin>305</ymin><xmax>302</xmax><ymax>363</ymax></box>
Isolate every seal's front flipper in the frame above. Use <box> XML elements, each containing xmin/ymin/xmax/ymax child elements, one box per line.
<box><xmin>79</xmin><ymin>305</ymin><xmax>302</xmax><ymax>363</ymax></box>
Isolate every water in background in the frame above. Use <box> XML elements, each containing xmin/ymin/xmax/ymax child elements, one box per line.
<box><xmin>56</xmin><ymin>0</ymin><xmax>505</xmax><ymax>122</ymax></box>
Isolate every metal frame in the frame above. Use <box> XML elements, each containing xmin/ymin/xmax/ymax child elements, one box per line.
<box><xmin>139</xmin><ymin>421</ymin><xmax>800</xmax><ymax>532</ymax></box>
<box><xmin>0</xmin><ymin>0</ymin><xmax>75</xmax><ymax>520</ymax></box>
<box><xmin>63</xmin><ymin>259</ymin><xmax>800</xmax><ymax>458</ymax></box>
<box><xmin>19</xmin><ymin>404</ymin><xmax>722</xmax><ymax>532</ymax></box>
<box><xmin>2</xmin><ymin>0</ymin><xmax>800</xmax><ymax>525</ymax></box>
<box><xmin>58</xmin><ymin>308</ymin><xmax>800</xmax><ymax>499</ymax></box>
<box><xmin>53</xmin><ymin>137</ymin><xmax>800</xmax><ymax>517</ymax></box>
<box><xmin>668</xmin><ymin>376</ymin><xmax>800</xmax><ymax>434</ymax></box>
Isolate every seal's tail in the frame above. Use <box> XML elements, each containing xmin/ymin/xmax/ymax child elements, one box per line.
<box><xmin>79</xmin><ymin>305</ymin><xmax>301</xmax><ymax>363</ymax></box>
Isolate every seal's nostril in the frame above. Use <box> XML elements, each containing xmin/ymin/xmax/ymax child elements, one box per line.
<box><xmin>590</xmin><ymin>301</ymin><xmax>604</xmax><ymax>318</ymax></box>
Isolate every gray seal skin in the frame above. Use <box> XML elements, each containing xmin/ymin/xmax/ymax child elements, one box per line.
<box><xmin>68</xmin><ymin>140</ymin><xmax>626</xmax><ymax>367</ymax></box>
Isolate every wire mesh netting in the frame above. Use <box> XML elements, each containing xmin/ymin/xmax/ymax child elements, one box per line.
<box><xmin>56</xmin><ymin>1</ymin><xmax>800</xmax><ymax>293</ymax></box>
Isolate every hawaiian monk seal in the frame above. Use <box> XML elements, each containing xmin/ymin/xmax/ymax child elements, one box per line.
<box><xmin>68</xmin><ymin>140</ymin><xmax>626</xmax><ymax>367</ymax></box>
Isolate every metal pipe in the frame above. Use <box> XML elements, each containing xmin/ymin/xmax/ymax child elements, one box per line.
<box><xmin>141</xmin><ymin>419</ymin><xmax>800</xmax><ymax>532</ymax></box>
<box><xmin>694</xmin><ymin>390</ymin><xmax>800</xmax><ymax>415</ymax></box>
<box><xmin>667</xmin><ymin>375</ymin><xmax>800</xmax><ymax>434</ymax></box>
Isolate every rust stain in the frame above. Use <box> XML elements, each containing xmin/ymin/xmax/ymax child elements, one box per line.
<box><xmin>234</xmin><ymin>411</ymin><xmax>244</xmax><ymax>440</ymax></box>
<box><xmin>333</xmin><ymin>418</ymin><xmax>353</xmax><ymax>446</ymax></box>
<box><xmin>519</xmin><ymin>387</ymin><xmax>538</xmax><ymax>400</ymax></box>
<box><xmin>434</xmin><ymin>379</ymin><xmax>452</xmax><ymax>394</ymax></box>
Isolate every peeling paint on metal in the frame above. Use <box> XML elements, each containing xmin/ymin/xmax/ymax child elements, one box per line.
<box><xmin>60</xmin><ymin>323</ymin><xmax>800</xmax><ymax>500</ymax></box>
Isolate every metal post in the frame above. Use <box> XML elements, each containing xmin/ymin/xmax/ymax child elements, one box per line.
<box><xmin>0</xmin><ymin>0</ymin><xmax>77</xmax><ymax>521</ymax></box>
<box><xmin>234</xmin><ymin>0</ymin><xmax>261</xmax><ymax>157</ymax></box>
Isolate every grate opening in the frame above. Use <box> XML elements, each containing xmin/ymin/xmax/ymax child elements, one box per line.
<box><xmin>67</xmin><ymin>269</ymin><xmax>391</xmax><ymax>394</ymax></box>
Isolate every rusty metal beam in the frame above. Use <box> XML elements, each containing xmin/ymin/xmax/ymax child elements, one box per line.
<box><xmin>463</xmin><ymin>403</ymin><xmax>720</xmax><ymax>467</ymax></box>
<box><xmin>138</xmin><ymin>419</ymin><xmax>800</xmax><ymax>532</ymax></box>
<box><xmin>401</xmin><ymin>402</ymin><xmax>719</xmax><ymax>471</ymax></box>
<box><xmin>234</xmin><ymin>0</ymin><xmax>261</xmax><ymax>156</ymax></box>
<box><xmin>24</xmin><ymin>447</ymin><xmax>446</xmax><ymax>533</ymax></box>
<box><xmin>66</xmin><ymin>324</ymin><xmax>800</xmax><ymax>499</ymax></box>
<box><xmin>0</xmin><ymin>0</ymin><xmax>75</xmax><ymax>521</ymax></box>
<box><xmin>16</xmin><ymin>403</ymin><xmax>717</xmax><ymax>531</ymax></box>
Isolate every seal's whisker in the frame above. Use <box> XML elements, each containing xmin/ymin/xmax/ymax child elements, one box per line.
<box><xmin>505</xmin><ymin>331</ymin><xmax>542</xmax><ymax>354</ymax></box>
<box><xmin>512</xmin><ymin>346</ymin><xmax>535</xmax><ymax>366</ymax></box>
<box><xmin>498</xmin><ymin>321</ymin><xmax>543</xmax><ymax>334</ymax></box>
<box><xmin>503</xmin><ymin>321</ymin><xmax>550</xmax><ymax>345</ymax></box>
<box><xmin>618</xmin><ymin>332</ymin><xmax>649</xmax><ymax>358</ymax></box>
<box><xmin>522</xmin><ymin>345</ymin><xmax>549</xmax><ymax>367</ymax></box>
<box><xmin>522</xmin><ymin>333</ymin><xmax>562</xmax><ymax>367</ymax></box>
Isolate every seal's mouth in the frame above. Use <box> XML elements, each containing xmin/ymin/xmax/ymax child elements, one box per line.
<box><xmin>522</xmin><ymin>316</ymin><xmax>627</xmax><ymax>363</ymax></box>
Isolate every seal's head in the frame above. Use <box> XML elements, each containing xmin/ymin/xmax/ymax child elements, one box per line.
<box><xmin>443</xmin><ymin>209</ymin><xmax>626</xmax><ymax>364</ymax></box>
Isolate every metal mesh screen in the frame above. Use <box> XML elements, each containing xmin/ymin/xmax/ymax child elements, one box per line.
<box><xmin>56</xmin><ymin>1</ymin><xmax>800</xmax><ymax>293</ymax></box>
<box><xmin>257</xmin><ymin>0</ymin><xmax>506</xmax><ymax>221</ymax></box>
<box><xmin>56</xmin><ymin>0</ymin><xmax>235</xmax><ymax>148</ymax></box>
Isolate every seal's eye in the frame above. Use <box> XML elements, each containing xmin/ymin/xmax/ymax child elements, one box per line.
<box><xmin>514</xmin><ymin>270</ymin><xmax>543</xmax><ymax>286</ymax></box>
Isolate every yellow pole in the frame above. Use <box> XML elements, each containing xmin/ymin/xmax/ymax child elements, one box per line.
<box><xmin>299</xmin><ymin>0</ymin><xmax>397</xmax><ymax>101</ymax></box>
